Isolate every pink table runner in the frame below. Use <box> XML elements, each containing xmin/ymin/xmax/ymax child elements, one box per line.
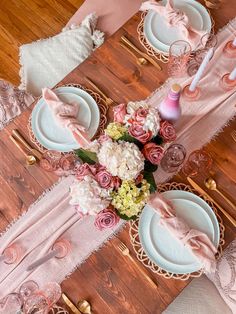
<box><xmin>0</xmin><ymin>18</ymin><xmax>236</xmax><ymax>297</ymax></box>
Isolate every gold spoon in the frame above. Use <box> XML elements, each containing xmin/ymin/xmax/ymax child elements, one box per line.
<box><xmin>204</xmin><ymin>177</ymin><xmax>236</xmax><ymax>210</ymax></box>
<box><xmin>77</xmin><ymin>300</ymin><xmax>92</xmax><ymax>314</ymax></box>
<box><xmin>119</xmin><ymin>42</ymin><xmax>148</xmax><ymax>66</ymax></box>
<box><xmin>10</xmin><ymin>135</ymin><xmax>37</xmax><ymax>165</ymax></box>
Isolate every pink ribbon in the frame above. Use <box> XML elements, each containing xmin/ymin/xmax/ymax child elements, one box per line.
<box><xmin>148</xmin><ymin>193</ymin><xmax>217</xmax><ymax>273</ymax></box>
<box><xmin>140</xmin><ymin>0</ymin><xmax>205</xmax><ymax>48</ymax></box>
<box><xmin>42</xmin><ymin>88</ymin><xmax>90</xmax><ymax>148</ymax></box>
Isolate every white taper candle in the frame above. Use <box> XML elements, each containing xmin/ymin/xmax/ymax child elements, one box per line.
<box><xmin>229</xmin><ymin>66</ymin><xmax>236</xmax><ymax>81</ymax></box>
<box><xmin>189</xmin><ymin>48</ymin><xmax>214</xmax><ymax>92</ymax></box>
<box><xmin>232</xmin><ymin>37</ymin><xmax>236</xmax><ymax>47</ymax></box>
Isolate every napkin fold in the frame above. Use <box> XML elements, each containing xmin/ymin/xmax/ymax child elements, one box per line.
<box><xmin>140</xmin><ymin>0</ymin><xmax>205</xmax><ymax>48</ymax></box>
<box><xmin>42</xmin><ymin>88</ymin><xmax>90</xmax><ymax>147</ymax></box>
<box><xmin>148</xmin><ymin>193</ymin><xmax>217</xmax><ymax>273</ymax></box>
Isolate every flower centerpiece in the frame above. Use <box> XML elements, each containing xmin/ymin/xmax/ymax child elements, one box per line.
<box><xmin>70</xmin><ymin>101</ymin><xmax>176</xmax><ymax>229</ymax></box>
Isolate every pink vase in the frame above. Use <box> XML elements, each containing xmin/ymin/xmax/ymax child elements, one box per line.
<box><xmin>159</xmin><ymin>84</ymin><xmax>182</xmax><ymax>123</ymax></box>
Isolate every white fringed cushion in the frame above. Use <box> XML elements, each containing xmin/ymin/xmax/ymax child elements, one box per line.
<box><xmin>19</xmin><ymin>13</ymin><xmax>104</xmax><ymax>97</ymax></box>
<box><xmin>163</xmin><ymin>275</ymin><xmax>232</xmax><ymax>314</ymax></box>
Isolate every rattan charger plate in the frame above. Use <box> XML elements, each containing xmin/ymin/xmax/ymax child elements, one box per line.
<box><xmin>129</xmin><ymin>182</ymin><xmax>225</xmax><ymax>280</ymax></box>
<box><xmin>28</xmin><ymin>83</ymin><xmax>108</xmax><ymax>153</ymax></box>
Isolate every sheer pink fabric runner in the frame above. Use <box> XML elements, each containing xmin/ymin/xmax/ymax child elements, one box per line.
<box><xmin>0</xmin><ymin>19</ymin><xmax>236</xmax><ymax>297</ymax></box>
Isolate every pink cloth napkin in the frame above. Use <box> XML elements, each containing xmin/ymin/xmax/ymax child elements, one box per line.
<box><xmin>140</xmin><ymin>0</ymin><xmax>205</xmax><ymax>48</ymax></box>
<box><xmin>148</xmin><ymin>193</ymin><xmax>217</xmax><ymax>273</ymax></box>
<box><xmin>42</xmin><ymin>88</ymin><xmax>90</xmax><ymax>147</ymax></box>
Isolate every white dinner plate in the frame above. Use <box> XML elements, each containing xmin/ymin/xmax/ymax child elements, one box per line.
<box><xmin>31</xmin><ymin>87</ymin><xmax>100</xmax><ymax>152</ymax></box>
<box><xmin>144</xmin><ymin>0</ymin><xmax>212</xmax><ymax>53</ymax></box>
<box><xmin>139</xmin><ymin>190</ymin><xmax>219</xmax><ymax>274</ymax></box>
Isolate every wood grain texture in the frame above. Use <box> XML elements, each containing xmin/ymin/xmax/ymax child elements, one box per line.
<box><xmin>0</xmin><ymin>0</ymin><xmax>83</xmax><ymax>85</ymax></box>
<box><xmin>0</xmin><ymin>1</ymin><xmax>235</xmax><ymax>313</ymax></box>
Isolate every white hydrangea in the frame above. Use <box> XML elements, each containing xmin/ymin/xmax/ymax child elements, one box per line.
<box><xmin>97</xmin><ymin>141</ymin><xmax>144</xmax><ymax>180</ymax></box>
<box><xmin>69</xmin><ymin>176</ymin><xmax>110</xmax><ymax>215</ymax></box>
<box><xmin>142</xmin><ymin>107</ymin><xmax>160</xmax><ymax>137</ymax></box>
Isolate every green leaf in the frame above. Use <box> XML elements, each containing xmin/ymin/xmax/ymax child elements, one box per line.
<box><xmin>152</xmin><ymin>135</ymin><xmax>164</xmax><ymax>145</ymax></box>
<box><xmin>75</xmin><ymin>149</ymin><xmax>98</xmax><ymax>165</ymax></box>
<box><xmin>144</xmin><ymin>160</ymin><xmax>158</xmax><ymax>173</ymax></box>
<box><xmin>143</xmin><ymin>171</ymin><xmax>157</xmax><ymax>193</ymax></box>
<box><xmin>118</xmin><ymin>133</ymin><xmax>144</xmax><ymax>150</ymax></box>
<box><xmin>116</xmin><ymin>210</ymin><xmax>138</xmax><ymax>221</ymax></box>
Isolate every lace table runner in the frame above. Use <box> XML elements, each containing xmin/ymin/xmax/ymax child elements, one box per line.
<box><xmin>0</xmin><ymin>18</ymin><xmax>236</xmax><ymax>297</ymax></box>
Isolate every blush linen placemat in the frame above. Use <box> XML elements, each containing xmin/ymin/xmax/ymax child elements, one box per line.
<box><xmin>0</xmin><ymin>18</ymin><xmax>236</xmax><ymax>297</ymax></box>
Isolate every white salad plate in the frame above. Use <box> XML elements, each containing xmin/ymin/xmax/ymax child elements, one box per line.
<box><xmin>31</xmin><ymin>86</ymin><xmax>100</xmax><ymax>152</ymax></box>
<box><xmin>143</xmin><ymin>0</ymin><xmax>212</xmax><ymax>54</ymax></box>
<box><xmin>139</xmin><ymin>190</ymin><xmax>219</xmax><ymax>274</ymax></box>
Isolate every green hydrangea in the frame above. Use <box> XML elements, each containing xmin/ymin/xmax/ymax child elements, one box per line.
<box><xmin>111</xmin><ymin>180</ymin><xmax>150</xmax><ymax>218</ymax></box>
<box><xmin>105</xmin><ymin>122</ymin><xmax>127</xmax><ymax>140</ymax></box>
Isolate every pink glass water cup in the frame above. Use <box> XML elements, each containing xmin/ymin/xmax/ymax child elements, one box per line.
<box><xmin>19</xmin><ymin>281</ymin><xmax>39</xmax><ymax>302</ymax></box>
<box><xmin>0</xmin><ymin>293</ymin><xmax>22</xmax><ymax>314</ymax></box>
<box><xmin>168</xmin><ymin>40</ymin><xmax>192</xmax><ymax>78</ymax></box>
<box><xmin>182</xmin><ymin>149</ymin><xmax>212</xmax><ymax>177</ymax></box>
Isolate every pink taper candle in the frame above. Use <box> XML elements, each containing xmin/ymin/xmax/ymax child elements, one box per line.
<box><xmin>159</xmin><ymin>84</ymin><xmax>181</xmax><ymax>123</ymax></box>
<box><xmin>232</xmin><ymin>37</ymin><xmax>236</xmax><ymax>47</ymax></box>
<box><xmin>229</xmin><ymin>66</ymin><xmax>236</xmax><ymax>80</ymax></box>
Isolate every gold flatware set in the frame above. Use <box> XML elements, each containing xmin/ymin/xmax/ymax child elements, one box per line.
<box><xmin>62</xmin><ymin>293</ymin><xmax>92</xmax><ymax>314</ymax></box>
<box><xmin>9</xmin><ymin>129</ymin><xmax>42</xmax><ymax>165</ymax></box>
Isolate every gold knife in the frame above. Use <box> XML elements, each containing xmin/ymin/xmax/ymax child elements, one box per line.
<box><xmin>121</xmin><ymin>35</ymin><xmax>162</xmax><ymax>71</ymax></box>
<box><xmin>187</xmin><ymin>177</ymin><xmax>236</xmax><ymax>227</ymax></box>
<box><xmin>62</xmin><ymin>293</ymin><xmax>82</xmax><ymax>314</ymax></box>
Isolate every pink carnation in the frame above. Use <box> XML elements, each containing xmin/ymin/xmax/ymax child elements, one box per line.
<box><xmin>113</xmin><ymin>103</ymin><xmax>127</xmax><ymax>123</ymax></box>
<box><xmin>94</xmin><ymin>208</ymin><xmax>120</xmax><ymax>231</ymax></box>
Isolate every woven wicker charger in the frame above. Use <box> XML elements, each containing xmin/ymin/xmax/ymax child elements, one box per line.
<box><xmin>28</xmin><ymin>83</ymin><xmax>108</xmax><ymax>153</ymax></box>
<box><xmin>137</xmin><ymin>10</ymin><xmax>215</xmax><ymax>63</ymax></box>
<box><xmin>129</xmin><ymin>182</ymin><xmax>225</xmax><ymax>280</ymax></box>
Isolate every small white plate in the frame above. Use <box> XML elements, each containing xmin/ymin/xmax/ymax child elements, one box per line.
<box><xmin>144</xmin><ymin>0</ymin><xmax>212</xmax><ymax>53</ymax></box>
<box><xmin>31</xmin><ymin>87</ymin><xmax>100</xmax><ymax>152</ymax></box>
<box><xmin>139</xmin><ymin>191</ymin><xmax>219</xmax><ymax>274</ymax></box>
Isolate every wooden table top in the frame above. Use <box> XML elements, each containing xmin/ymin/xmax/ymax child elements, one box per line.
<box><xmin>0</xmin><ymin>1</ymin><xmax>235</xmax><ymax>313</ymax></box>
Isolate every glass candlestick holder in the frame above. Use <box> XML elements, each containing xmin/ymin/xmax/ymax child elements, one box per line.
<box><xmin>223</xmin><ymin>40</ymin><xmax>236</xmax><ymax>58</ymax></box>
<box><xmin>220</xmin><ymin>73</ymin><xmax>236</xmax><ymax>91</ymax></box>
<box><xmin>182</xmin><ymin>84</ymin><xmax>201</xmax><ymax>101</ymax></box>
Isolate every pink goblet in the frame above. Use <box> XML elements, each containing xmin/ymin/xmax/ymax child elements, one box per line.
<box><xmin>19</xmin><ymin>281</ymin><xmax>39</xmax><ymax>302</ymax></box>
<box><xmin>23</xmin><ymin>292</ymin><xmax>50</xmax><ymax>314</ymax></box>
<box><xmin>0</xmin><ymin>293</ymin><xmax>22</xmax><ymax>314</ymax></box>
<box><xmin>160</xmin><ymin>144</ymin><xmax>186</xmax><ymax>173</ymax></box>
<box><xmin>42</xmin><ymin>282</ymin><xmax>61</xmax><ymax>307</ymax></box>
<box><xmin>39</xmin><ymin>150</ymin><xmax>62</xmax><ymax>172</ymax></box>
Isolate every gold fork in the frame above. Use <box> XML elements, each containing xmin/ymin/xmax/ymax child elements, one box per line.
<box><xmin>85</xmin><ymin>77</ymin><xmax>114</xmax><ymax>106</ymax></box>
<box><xmin>231</xmin><ymin>130</ymin><xmax>236</xmax><ymax>142</ymax></box>
<box><xmin>117</xmin><ymin>241</ymin><xmax>158</xmax><ymax>288</ymax></box>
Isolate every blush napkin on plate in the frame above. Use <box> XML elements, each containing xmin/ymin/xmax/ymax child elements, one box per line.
<box><xmin>148</xmin><ymin>193</ymin><xmax>217</xmax><ymax>273</ymax></box>
<box><xmin>140</xmin><ymin>0</ymin><xmax>205</xmax><ymax>48</ymax></box>
<box><xmin>42</xmin><ymin>88</ymin><xmax>90</xmax><ymax>148</ymax></box>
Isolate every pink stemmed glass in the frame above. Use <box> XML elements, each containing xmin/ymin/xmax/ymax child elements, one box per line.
<box><xmin>23</xmin><ymin>282</ymin><xmax>61</xmax><ymax>314</ymax></box>
<box><xmin>182</xmin><ymin>149</ymin><xmax>213</xmax><ymax>177</ymax></box>
<box><xmin>168</xmin><ymin>40</ymin><xmax>192</xmax><ymax>78</ymax></box>
<box><xmin>0</xmin><ymin>293</ymin><xmax>22</xmax><ymax>314</ymax></box>
<box><xmin>19</xmin><ymin>281</ymin><xmax>39</xmax><ymax>302</ymax></box>
<box><xmin>39</xmin><ymin>150</ymin><xmax>62</xmax><ymax>172</ymax></box>
<box><xmin>160</xmin><ymin>144</ymin><xmax>186</xmax><ymax>173</ymax></box>
<box><xmin>0</xmin><ymin>243</ymin><xmax>22</xmax><ymax>265</ymax></box>
<box><xmin>187</xmin><ymin>33</ymin><xmax>217</xmax><ymax>77</ymax></box>
<box><xmin>27</xmin><ymin>239</ymin><xmax>71</xmax><ymax>271</ymax></box>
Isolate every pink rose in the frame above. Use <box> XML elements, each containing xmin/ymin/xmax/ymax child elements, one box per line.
<box><xmin>142</xmin><ymin>143</ymin><xmax>164</xmax><ymax>165</ymax></box>
<box><xmin>128</xmin><ymin>123</ymin><xmax>152</xmax><ymax>144</ymax></box>
<box><xmin>96</xmin><ymin>169</ymin><xmax>113</xmax><ymax>189</ymax></box>
<box><xmin>134</xmin><ymin>108</ymin><xmax>148</xmax><ymax>123</ymax></box>
<box><xmin>59</xmin><ymin>155</ymin><xmax>76</xmax><ymax>171</ymax></box>
<box><xmin>110</xmin><ymin>176</ymin><xmax>121</xmax><ymax>190</ymax></box>
<box><xmin>75</xmin><ymin>163</ymin><xmax>94</xmax><ymax>180</ymax></box>
<box><xmin>113</xmin><ymin>103</ymin><xmax>127</xmax><ymax>123</ymax></box>
<box><xmin>98</xmin><ymin>134</ymin><xmax>111</xmax><ymax>144</ymax></box>
<box><xmin>159</xmin><ymin>121</ymin><xmax>176</xmax><ymax>142</ymax></box>
<box><xmin>94</xmin><ymin>208</ymin><xmax>120</xmax><ymax>231</ymax></box>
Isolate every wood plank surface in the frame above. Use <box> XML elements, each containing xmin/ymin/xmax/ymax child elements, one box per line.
<box><xmin>0</xmin><ymin>1</ymin><xmax>235</xmax><ymax>313</ymax></box>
